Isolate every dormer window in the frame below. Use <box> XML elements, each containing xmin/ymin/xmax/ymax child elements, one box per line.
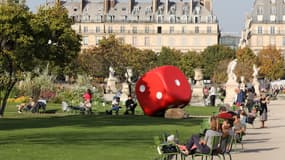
<box><xmin>194</xmin><ymin>6</ymin><xmax>200</xmax><ymax>15</ymax></box>
<box><xmin>158</xmin><ymin>6</ymin><xmax>164</xmax><ymax>15</ymax></box>
<box><xmin>73</xmin><ymin>7</ymin><xmax>78</xmax><ymax>12</ymax></box>
<box><xmin>145</xmin><ymin>6</ymin><xmax>152</xmax><ymax>15</ymax></box>
<box><xmin>170</xmin><ymin>5</ymin><xmax>176</xmax><ymax>15</ymax></box>
<box><xmin>182</xmin><ymin>5</ymin><xmax>189</xmax><ymax>15</ymax></box>
<box><xmin>257</xmin><ymin>6</ymin><xmax>263</xmax><ymax>15</ymax></box>
<box><xmin>181</xmin><ymin>15</ymin><xmax>188</xmax><ymax>23</ymax></box>
<box><xmin>271</xmin><ymin>6</ymin><xmax>276</xmax><ymax>14</ymax></box>
<box><xmin>169</xmin><ymin>15</ymin><xmax>176</xmax><ymax>23</ymax></box>
<box><xmin>133</xmin><ymin>6</ymin><xmax>141</xmax><ymax>15</ymax></box>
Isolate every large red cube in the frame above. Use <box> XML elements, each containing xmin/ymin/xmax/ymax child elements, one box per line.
<box><xmin>135</xmin><ymin>65</ymin><xmax>192</xmax><ymax>116</ymax></box>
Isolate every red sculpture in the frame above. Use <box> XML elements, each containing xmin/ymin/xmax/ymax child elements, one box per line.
<box><xmin>135</xmin><ymin>65</ymin><xmax>192</xmax><ymax>116</ymax></box>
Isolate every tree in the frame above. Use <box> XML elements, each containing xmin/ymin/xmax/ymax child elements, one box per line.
<box><xmin>235</xmin><ymin>47</ymin><xmax>257</xmax><ymax>82</ymax></box>
<box><xmin>0</xmin><ymin>3</ymin><xmax>81</xmax><ymax>117</ymax></box>
<box><xmin>30</xmin><ymin>4</ymin><xmax>81</xmax><ymax>74</ymax></box>
<box><xmin>78</xmin><ymin>35</ymin><xmax>157</xmax><ymax>82</ymax></box>
<box><xmin>156</xmin><ymin>47</ymin><xmax>182</xmax><ymax>67</ymax></box>
<box><xmin>177</xmin><ymin>51</ymin><xmax>201</xmax><ymax>78</ymax></box>
<box><xmin>122</xmin><ymin>46</ymin><xmax>157</xmax><ymax>80</ymax></box>
<box><xmin>200</xmin><ymin>45</ymin><xmax>235</xmax><ymax>80</ymax></box>
<box><xmin>212</xmin><ymin>59</ymin><xmax>232</xmax><ymax>84</ymax></box>
<box><xmin>257</xmin><ymin>46</ymin><xmax>284</xmax><ymax>80</ymax></box>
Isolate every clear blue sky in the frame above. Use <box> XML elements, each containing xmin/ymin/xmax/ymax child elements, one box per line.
<box><xmin>26</xmin><ymin>0</ymin><xmax>255</xmax><ymax>34</ymax></box>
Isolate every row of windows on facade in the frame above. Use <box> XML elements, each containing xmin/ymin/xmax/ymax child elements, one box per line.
<box><xmin>82</xmin><ymin>36</ymin><xmax>214</xmax><ymax>47</ymax></box>
<box><xmin>71</xmin><ymin>4</ymin><xmax>202</xmax><ymax>17</ymax></box>
<box><xmin>256</xmin><ymin>4</ymin><xmax>285</xmax><ymax>15</ymax></box>
<box><xmin>256</xmin><ymin>26</ymin><xmax>285</xmax><ymax>34</ymax></box>
<box><xmin>72</xmin><ymin>14</ymin><xmax>214</xmax><ymax>24</ymax></box>
<box><xmin>81</xmin><ymin>26</ymin><xmax>213</xmax><ymax>34</ymax></box>
<box><xmin>255</xmin><ymin>36</ymin><xmax>285</xmax><ymax>47</ymax></box>
<box><xmin>255</xmin><ymin>14</ymin><xmax>285</xmax><ymax>22</ymax></box>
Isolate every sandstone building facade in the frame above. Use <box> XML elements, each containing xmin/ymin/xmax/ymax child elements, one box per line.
<box><xmin>54</xmin><ymin>0</ymin><xmax>219</xmax><ymax>52</ymax></box>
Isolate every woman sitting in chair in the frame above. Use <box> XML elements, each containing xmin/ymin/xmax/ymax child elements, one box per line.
<box><xmin>177</xmin><ymin>116</ymin><xmax>222</xmax><ymax>155</ymax></box>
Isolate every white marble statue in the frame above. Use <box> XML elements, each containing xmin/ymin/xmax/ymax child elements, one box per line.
<box><xmin>252</xmin><ymin>64</ymin><xmax>260</xmax><ymax>96</ymax></box>
<box><xmin>194</xmin><ymin>68</ymin><xmax>203</xmax><ymax>86</ymax></box>
<box><xmin>124</xmin><ymin>68</ymin><xmax>133</xmax><ymax>83</ymax></box>
<box><xmin>227</xmin><ymin>59</ymin><xmax>237</xmax><ymax>82</ymax></box>
<box><xmin>106</xmin><ymin>66</ymin><xmax>118</xmax><ymax>93</ymax></box>
<box><xmin>224</xmin><ymin>59</ymin><xmax>239</xmax><ymax>105</ymax></box>
<box><xmin>109</xmin><ymin>66</ymin><xmax>116</xmax><ymax>79</ymax></box>
<box><xmin>253</xmin><ymin>64</ymin><xmax>260</xmax><ymax>78</ymax></box>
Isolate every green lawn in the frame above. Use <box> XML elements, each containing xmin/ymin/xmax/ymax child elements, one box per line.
<box><xmin>0</xmin><ymin>103</ymin><xmax>217</xmax><ymax>160</ymax></box>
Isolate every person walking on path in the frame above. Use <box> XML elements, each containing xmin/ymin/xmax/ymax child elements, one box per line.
<box><xmin>209</xmin><ymin>86</ymin><xmax>216</xmax><ymax>106</ymax></box>
<box><xmin>259</xmin><ymin>93</ymin><xmax>269</xmax><ymax>128</ymax></box>
<box><xmin>231</xmin><ymin>95</ymin><xmax>285</xmax><ymax>160</ymax></box>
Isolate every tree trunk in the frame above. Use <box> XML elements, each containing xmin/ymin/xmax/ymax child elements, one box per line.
<box><xmin>0</xmin><ymin>51</ymin><xmax>17</xmax><ymax>117</ymax></box>
<box><xmin>0</xmin><ymin>78</ymin><xmax>16</xmax><ymax>118</ymax></box>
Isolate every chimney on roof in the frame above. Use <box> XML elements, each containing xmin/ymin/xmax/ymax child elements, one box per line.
<box><xmin>129</xmin><ymin>0</ymin><xmax>135</xmax><ymax>14</ymax></box>
<box><xmin>164</xmin><ymin>0</ymin><xmax>169</xmax><ymax>14</ymax></box>
<box><xmin>200</xmin><ymin>0</ymin><xmax>212</xmax><ymax>14</ymax></box>
<box><xmin>110</xmin><ymin>0</ymin><xmax>116</xmax><ymax>8</ymax></box>
<box><xmin>189</xmin><ymin>0</ymin><xmax>193</xmax><ymax>15</ymax></box>
<box><xmin>104</xmin><ymin>0</ymin><xmax>110</xmax><ymax>14</ymax></box>
<box><xmin>152</xmin><ymin>0</ymin><xmax>160</xmax><ymax>13</ymax></box>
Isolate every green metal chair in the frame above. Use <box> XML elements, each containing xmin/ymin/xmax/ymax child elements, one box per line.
<box><xmin>219</xmin><ymin>135</ymin><xmax>235</xmax><ymax>160</ymax></box>
<box><xmin>153</xmin><ymin>135</ymin><xmax>181</xmax><ymax>160</ymax></box>
<box><xmin>181</xmin><ymin>135</ymin><xmax>222</xmax><ymax>160</ymax></box>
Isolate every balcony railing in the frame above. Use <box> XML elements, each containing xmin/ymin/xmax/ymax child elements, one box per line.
<box><xmin>78</xmin><ymin>29</ymin><xmax>218</xmax><ymax>35</ymax></box>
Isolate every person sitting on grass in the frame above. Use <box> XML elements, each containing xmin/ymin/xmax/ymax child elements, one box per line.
<box><xmin>31</xmin><ymin>97</ymin><xmax>47</xmax><ymax>113</ymax></box>
<box><xmin>177</xmin><ymin>116</ymin><xmax>222</xmax><ymax>155</ymax></box>
<box><xmin>17</xmin><ymin>96</ymin><xmax>35</xmax><ymax>113</ymax></box>
<box><xmin>124</xmin><ymin>95</ymin><xmax>137</xmax><ymax>115</ymax></box>
<box><xmin>106</xmin><ymin>96</ymin><xmax>121</xmax><ymax>115</ymax></box>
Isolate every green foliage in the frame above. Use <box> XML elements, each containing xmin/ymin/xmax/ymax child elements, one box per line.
<box><xmin>200</xmin><ymin>45</ymin><xmax>236</xmax><ymax>80</ymax></box>
<box><xmin>156</xmin><ymin>47</ymin><xmax>182</xmax><ymax>67</ymax></box>
<box><xmin>79</xmin><ymin>35</ymin><xmax>157</xmax><ymax>81</ymax></box>
<box><xmin>0</xmin><ymin>3</ymin><xmax>81</xmax><ymax>116</ymax></box>
<box><xmin>178</xmin><ymin>51</ymin><xmax>201</xmax><ymax>78</ymax></box>
<box><xmin>15</xmin><ymin>65</ymin><xmax>56</xmax><ymax>99</ymax></box>
<box><xmin>257</xmin><ymin>46</ymin><xmax>284</xmax><ymax>80</ymax></box>
<box><xmin>30</xmin><ymin>5</ymin><xmax>81</xmax><ymax>72</ymax></box>
<box><xmin>212</xmin><ymin>59</ymin><xmax>232</xmax><ymax>84</ymax></box>
<box><xmin>235</xmin><ymin>47</ymin><xmax>257</xmax><ymax>82</ymax></box>
<box><xmin>0</xmin><ymin>102</ymin><xmax>217</xmax><ymax>160</ymax></box>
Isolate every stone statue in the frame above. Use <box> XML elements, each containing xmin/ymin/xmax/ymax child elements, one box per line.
<box><xmin>227</xmin><ymin>59</ymin><xmax>237</xmax><ymax>82</ymax></box>
<box><xmin>124</xmin><ymin>68</ymin><xmax>133</xmax><ymax>83</ymax></box>
<box><xmin>224</xmin><ymin>59</ymin><xmax>239</xmax><ymax>105</ymax></box>
<box><xmin>194</xmin><ymin>68</ymin><xmax>203</xmax><ymax>86</ymax></box>
<box><xmin>252</xmin><ymin>64</ymin><xmax>260</xmax><ymax>96</ymax></box>
<box><xmin>109</xmin><ymin>66</ymin><xmax>116</xmax><ymax>79</ymax></box>
<box><xmin>253</xmin><ymin>64</ymin><xmax>260</xmax><ymax>78</ymax></box>
<box><xmin>194</xmin><ymin>68</ymin><xmax>203</xmax><ymax>81</ymax></box>
<box><xmin>106</xmin><ymin>66</ymin><xmax>118</xmax><ymax>93</ymax></box>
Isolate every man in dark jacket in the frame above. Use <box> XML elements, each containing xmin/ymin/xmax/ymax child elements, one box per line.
<box><xmin>124</xmin><ymin>95</ymin><xmax>137</xmax><ymax>115</ymax></box>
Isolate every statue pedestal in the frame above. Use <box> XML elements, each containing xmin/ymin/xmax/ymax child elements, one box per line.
<box><xmin>224</xmin><ymin>81</ymin><xmax>239</xmax><ymax>105</ymax></box>
<box><xmin>252</xmin><ymin>78</ymin><xmax>260</xmax><ymax>96</ymax></box>
<box><xmin>120</xmin><ymin>82</ymin><xmax>130</xmax><ymax>103</ymax></box>
<box><xmin>190</xmin><ymin>84</ymin><xmax>204</xmax><ymax>106</ymax></box>
<box><xmin>106</xmin><ymin>78</ymin><xmax>117</xmax><ymax>93</ymax></box>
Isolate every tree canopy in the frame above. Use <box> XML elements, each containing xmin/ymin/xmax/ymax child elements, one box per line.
<box><xmin>0</xmin><ymin>2</ymin><xmax>81</xmax><ymax>116</ymax></box>
<box><xmin>200</xmin><ymin>45</ymin><xmax>236</xmax><ymax>80</ymax></box>
<box><xmin>78</xmin><ymin>35</ymin><xmax>157</xmax><ymax>82</ymax></box>
<box><xmin>177</xmin><ymin>51</ymin><xmax>201</xmax><ymax>78</ymax></box>
<box><xmin>235</xmin><ymin>47</ymin><xmax>257</xmax><ymax>82</ymax></box>
<box><xmin>257</xmin><ymin>46</ymin><xmax>284</xmax><ymax>80</ymax></box>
